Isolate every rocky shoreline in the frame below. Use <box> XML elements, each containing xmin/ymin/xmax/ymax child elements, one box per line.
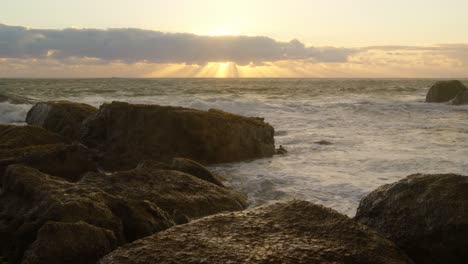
<box><xmin>1</xmin><ymin>81</ymin><xmax>467</xmax><ymax>263</ymax></box>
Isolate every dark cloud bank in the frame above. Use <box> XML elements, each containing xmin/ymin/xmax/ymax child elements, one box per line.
<box><xmin>0</xmin><ymin>24</ymin><xmax>354</xmax><ymax>65</ymax></box>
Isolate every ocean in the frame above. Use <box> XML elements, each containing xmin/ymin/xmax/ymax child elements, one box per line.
<box><xmin>1</xmin><ymin>78</ymin><xmax>468</xmax><ymax>216</ymax></box>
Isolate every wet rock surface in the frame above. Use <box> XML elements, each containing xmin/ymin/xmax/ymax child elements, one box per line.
<box><xmin>355</xmin><ymin>173</ymin><xmax>468</xmax><ymax>264</ymax></box>
<box><xmin>26</xmin><ymin>101</ymin><xmax>98</xmax><ymax>140</ymax></box>
<box><xmin>0</xmin><ymin>165</ymin><xmax>174</xmax><ymax>263</ymax></box>
<box><xmin>100</xmin><ymin>200</ymin><xmax>412</xmax><ymax>264</ymax></box>
<box><xmin>81</xmin><ymin>102</ymin><xmax>275</xmax><ymax>170</ymax></box>
<box><xmin>81</xmin><ymin>168</ymin><xmax>247</xmax><ymax>221</ymax></box>
<box><xmin>425</xmin><ymin>80</ymin><xmax>467</xmax><ymax>103</ymax></box>
<box><xmin>0</xmin><ymin>125</ymin><xmax>67</xmax><ymax>149</ymax></box>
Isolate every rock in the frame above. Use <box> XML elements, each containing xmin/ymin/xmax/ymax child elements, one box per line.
<box><xmin>80</xmin><ymin>168</ymin><xmax>247</xmax><ymax>221</ymax></box>
<box><xmin>136</xmin><ymin>160</ymin><xmax>174</xmax><ymax>170</ymax></box>
<box><xmin>26</xmin><ymin>101</ymin><xmax>98</xmax><ymax>140</ymax></box>
<box><xmin>100</xmin><ymin>200</ymin><xmax>412</xmax><ymax>264</ymax></box>
<box><xmin>172</xmin><ymin>157</ymin><xmax>224</xmax><ymax>187</ymax></box>
<box><xmin>137</xmin><ymin>158</ymin><xmax>225</xmax><ymax>187</ymax></box>
<box><xmin>81</xmin><ymin>102</ymin><xmax>275</xmax><ymax>170</ymax></box>
<box><xmin>355</xmin><ymin>173</ymin><xmax>468</xmax><ymax>264</ymax></box>
<box><xmin>425</xmin><ymin>80</ymin><xmax>467</xmax><ymax>103</ymax></box>
<box><xmin>0</xmin><ymin>125</ymin><xmax>67</xmax><ymax>149</ymax></box>
<box><xmin>450</xmin><ymin>90</ymin><xmax>468</xmax><ymax>105</ymax></box>
<box><xmin>0</xmin><ymin>165</ymin><xmax>174</xmax><ymax>263</ymax></box>
<box><xmin>314</xmin><ymin>140</ymin><xmax>332</xmax><ymax>145</ymax></box>
<box><xmin>275</xmin><ymin>145</ymin><xmax>288</xmax><ymax>154</ymax></box>
<box><xmin>0</xmin><ymin>143</ymin><xmax>98</xmax><ymax>182</ymax></box>
<box><xmin>22</xmin><ymin>221</ymin><xmax>118</xmax><ymax>264</ymax></box>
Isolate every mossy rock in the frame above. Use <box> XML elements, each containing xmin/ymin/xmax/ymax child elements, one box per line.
<box><xmin>82</xmin><ymin>102</ymin><xmax>275</xmax><ymax>171</ymax></box>
<box><xmin>26</xmin><ymin>101</ymin><xmax>98</xmax><ymax>140</ymax></box>
<box><xmin>0</xmin><ymin>125</ymin><xmax>67</xmax><ymax>149</ymax></box>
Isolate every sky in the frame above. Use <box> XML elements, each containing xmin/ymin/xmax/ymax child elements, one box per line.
<box><xmin>1</xmin><ymin>0</ymin><xmax>468</xmax><ymax>77</ymax></box>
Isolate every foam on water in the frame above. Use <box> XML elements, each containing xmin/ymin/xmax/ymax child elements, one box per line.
<box><xmin>1</xmin><ymin>78</ymin><xmax>468</xmax><ymax>215</ymax></box>
<box><xmin>0</xmin><ymin>102</ymin><xmax>31</xmax><ymax>125</ymax></box>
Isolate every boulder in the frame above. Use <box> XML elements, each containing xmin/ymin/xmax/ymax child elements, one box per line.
<box><xmin>100</xmin><ymin>200</ymin><xmax>412</xmax><ymax>264</ymax></box>
<box><xmin>26</xmin><ymin>101</ymin><xmax>98</xmax><ymax>140</ymax></box>
<box><xmin>0</xmin><ymin>165</ymin><xmax>174</xmax><ymax>263</ymax></box>
<box><xmin>450</xmin><ymin>90</ymin><xmax>468</xmax><ymax>105</ymax></box>
<box><xmin>81</xmin><ymin>168</ymin><xmax>247</xmax><ymax>222</ymax></box>
<box><xmin>355</xmin><ymin>173</ymin><xmax>468</xmax><ymax>264</ymax></box>
<box><xmin>0</xmin><ymin>143</ymin><xmax>98</xmax><ymax>182</ymax></box>
<box><xmin>0</xmin><ymin>125</ymin><xmax>67</xmax><ymax>149</ymax></box>
<box><xmin>22</xmin><ymin>221</ymin><xmax>118</xmax><ymax>264</ymax></box>
<box><xmin>172</xmin><ymin>157</ymin><xmax>224</xmax><ymax>187</ymax></box>
<box><xmin>425</xmin><ymin>80</ymin><xmax>467</xmax><ymax>103</ymax></box>
<box><xmin>81</xmin><ymin>102</ymin><xmax>275</xmax><ymax>170</ymax></box>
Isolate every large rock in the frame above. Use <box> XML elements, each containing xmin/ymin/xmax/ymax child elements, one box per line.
<box><xmin>425</xmin><ymin>80</ymin><xmax>467</xmax><ymax>103</ymax></box>
<box><xmin>138</xmin><ymin>158</ymin><xmax>225</xmax><ymax>187</ymax></box>
<box><xmin>81</xmin><ymin>168</ymin><xmax>247</xmax><ymax>222</ymax></box>
<box><xmin>0</xmin><ymin>143</ymin><xmax>98</xmax><ymax>182</ymax></box>
<box><xmin>450</xmin><ymin>90</ymin><xmax>468</xmax><ymax>105</ymax></box>
<box><xmin>172</xmin><ymin>157</ymin><xmax>224</xmax><ymax>187</ymax></box>
<box><xmin>26</xmin><ymin>101</ymin><xmax>98</xmax><ymax>140</ymax></box>
<box><xmin>22</xmin><ymin>221</ymin><xmax>118</xmax><ymax>264</ymax></box>
<box><xmin>82</xmin><ymin>102</ymin><xmax>275</xmax><ymax>170</ymax></box>
<box><xmin>0</xmin><ymin>125</ymin><xmax>67</xmax><ymax>149</ymax></box>
<box><xmin>100</xmin><ymin>201</ymin><xmax>412</xmax><ymax>264</ymax></box>
<box><xmin>0</xmin><ymin>165</ymin><xmax>174</xmax><ymax>263</ymax></box>
<box><xmin>355</xmin><ymin>173</ymin><xmax>468</xmax><ymax>264</ymax></box>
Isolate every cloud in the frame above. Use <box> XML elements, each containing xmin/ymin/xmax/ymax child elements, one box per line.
<box><xmin>1</xmin><ymin>24</ymin><xmax>467</xmax><ymax>77</ymax></box>
<box><xmin>353</xmin><ymin>44</ymin><xmax>468</xmax><ymax>67</ymax></box>
<box><xmin>0</xmin><ymin>24</ymin><xmax>355</xmax><ymax>65</ymax></box>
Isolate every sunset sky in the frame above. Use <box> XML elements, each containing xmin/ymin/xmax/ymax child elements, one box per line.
<box><xmin>1</xmin><ymin>0</ymin><xmax>468</xmax><ymax>77</ymax></box>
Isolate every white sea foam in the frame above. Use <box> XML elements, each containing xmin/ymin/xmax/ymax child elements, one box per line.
<box><xmin>0</xmin><ymin>102</ymin><xmax>31</xmax><ymax>125</ymax></box>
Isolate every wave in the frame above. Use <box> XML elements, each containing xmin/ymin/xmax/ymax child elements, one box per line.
<box><xmin>0</xmin><ymin>102</ymin><xmax>31</xmax><ymax>124</ymax></box>
<box><xmin>0</xmin><ymin>92</ymin><xmax>36</xmax><ymax>124</ymax></box>
<box><xmin>0</xmin><ymin>92</ymin><xmax>37</xmax><ymax>105</ymax></box>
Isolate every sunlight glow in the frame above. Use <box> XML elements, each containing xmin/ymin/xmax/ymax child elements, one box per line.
<box><xmin>205</xmin><ymin>28</ymin><xmax>240</xmax><ymax>36</ymax></box>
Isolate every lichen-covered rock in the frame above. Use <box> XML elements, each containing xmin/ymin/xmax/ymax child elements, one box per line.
<box><xmin>0</xmin><ymin>165</ymin><xmax>174</xmax><ymax>263</ymax></box>
<box><xmin>22</xmin><ymin>221</ymin><xmax>118</xmax><ymax>264</ymax></box>
<box><xmin>172</xmin><ymin>157</ymin><xmax>224</xmax><ymax>187</ymax></box>
<box><xmin>0</xmin><ymin>125</ymin><xmax>67</xmax><ymax>149</ymax></box>
<box><xmin>425</xmin><ymin>80</ymin><xmax>467</xmax><ymax>103</ymax></box>
<box><xmin>0</xmin><ymin>143</ymin><xmax>98</xmax><ymax>182</ymax></box>
<box><xmin>81</xmin><ymin>168</ymin><xmax>247</xmax><ymax>222</ymax></box>
<box><xmin>355</xmin><ymin>173</ymin><xmax>468</xmax><ymax>264</ymax></box>
<box><xmin>26</xmin><ymin>101</ymin><xmax>98</xmax><ymax>140</ymax></box>
<box><xmin>81</xmin><ymin>102</ymin><xmax>275</xmax><ymax>170</ymax></box>
<box><xmin>100</xmin><ymin>201</ymin><xmax>412</xmax><ymax>264</ymax></box>
<box><xmin>450</xmin><ymin>90</ymin><xmax>468</xmax><ymax>105</ymax></box>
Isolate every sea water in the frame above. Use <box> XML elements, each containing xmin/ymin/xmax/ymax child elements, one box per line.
<box><xmin>2</xmin><ymin>78</ymin><xmax>468</xmax><ymax>216</ymax></box>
